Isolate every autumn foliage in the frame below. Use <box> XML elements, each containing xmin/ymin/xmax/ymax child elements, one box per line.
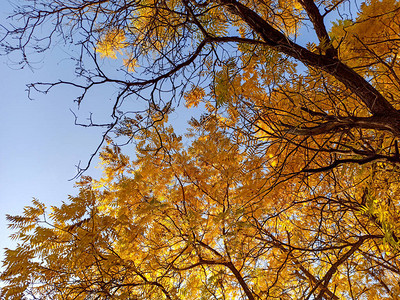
<box><xmin>2</xmin><ymin>0</ymin><xmax>400</xmax><ymax>299</ymax></box>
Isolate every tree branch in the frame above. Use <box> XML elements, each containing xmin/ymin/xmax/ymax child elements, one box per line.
<box><xmin>218</xmin><ymin>0</ymin><xmax>400</xmax><ymax>122</ymax></box>
<box><xmin>297</xmin><ymin>0</ymin><xmax>337</xmax><ymax>57</ymax></box>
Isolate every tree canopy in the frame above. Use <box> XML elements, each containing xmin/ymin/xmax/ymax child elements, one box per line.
<box><xmin>2</xmin><ymin>0</ymin><xmax>400</xmax><ymax>299</ymax></box>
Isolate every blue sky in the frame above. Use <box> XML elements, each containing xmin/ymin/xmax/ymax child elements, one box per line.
<box><xmin>0</xmin><ymin>1</ymin><xmax>198</xmax><ymax>259</ymax></box>
<box><xmin>0</xmin><ymin>3</ymin><xmax>108</xmax><ymax>257</ymax></box>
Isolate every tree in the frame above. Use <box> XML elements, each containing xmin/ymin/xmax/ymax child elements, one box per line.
<box><xmin>2</xmin><ymin>0</ymin><xmax>400</xmax><ymax>299</ymax></box>
<box><xmin>2</xmin><ymin>119</ymin><xmax>400</xmax><ymax>299</ymax></box>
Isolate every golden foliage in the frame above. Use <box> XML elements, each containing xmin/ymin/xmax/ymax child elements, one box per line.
<box><xmin>3</xmin><ymin>0</ymin><xmax>400</xmax><ymax>299</ymax></box>
<box><xmin>96</xmin><ymin>29</ymin><xmax>127</xmax><ymax>59</ymax></box>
